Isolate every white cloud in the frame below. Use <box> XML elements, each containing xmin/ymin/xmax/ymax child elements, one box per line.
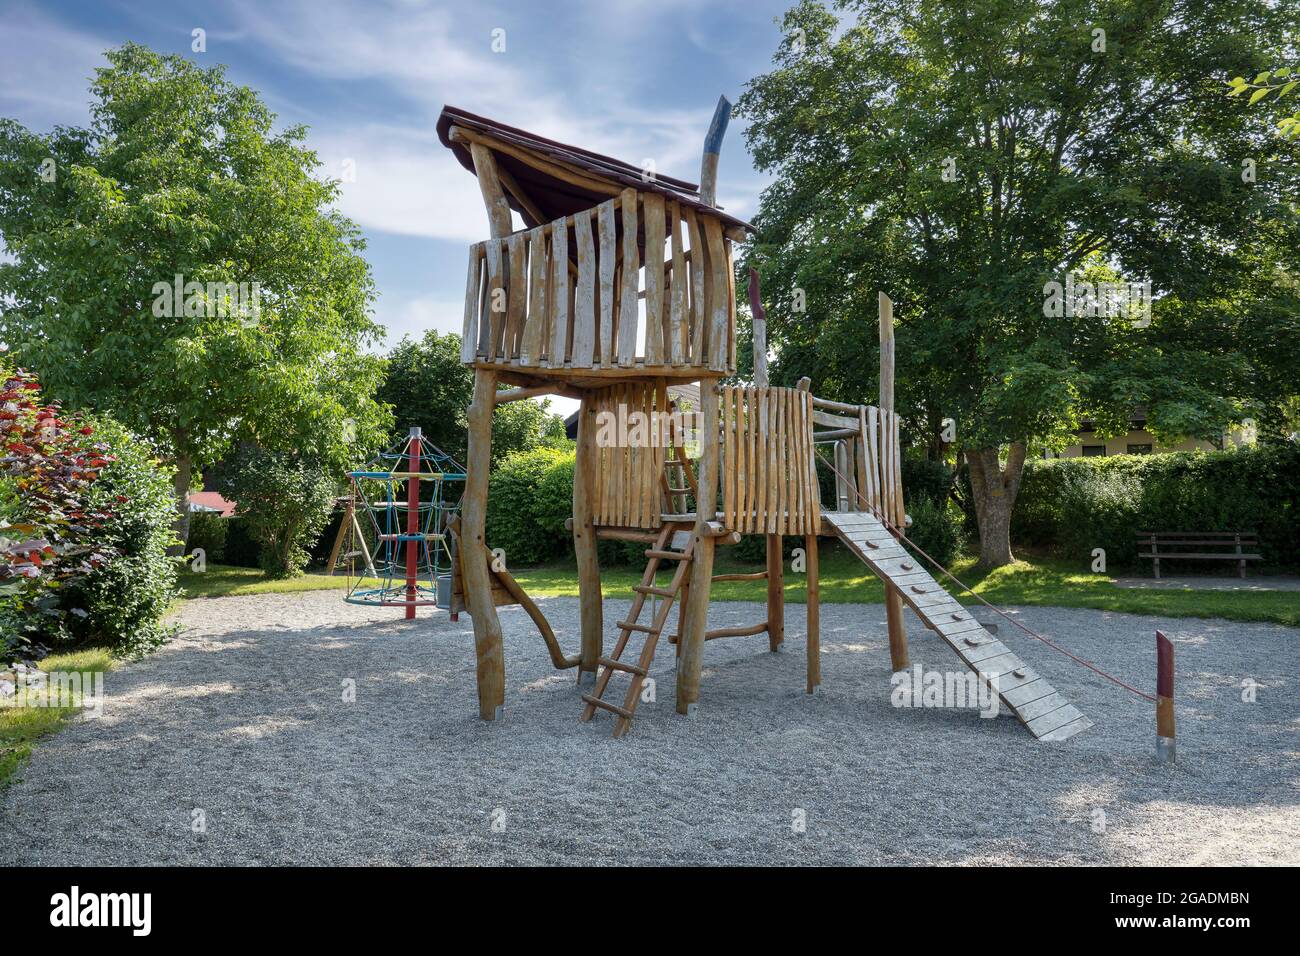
<box><xmin>374</xmin><ymin>291</ymin><xmax>466</xmax><ymax>347</ymax></box>
<box><xmin>311</xmin><ymin>126</ymin><xmax>491</xmax><ymax>241</ymax></box>
<box><xmin>0</xmin><ymin>4</ymin><xmax>106</xmax><ymax>126</ymax></box>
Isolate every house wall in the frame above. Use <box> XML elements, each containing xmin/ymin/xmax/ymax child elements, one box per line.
<box><xmin>1059</xmin><ymin>426</ymin><xmax>1254</xmax><ymax>458</ymax></box>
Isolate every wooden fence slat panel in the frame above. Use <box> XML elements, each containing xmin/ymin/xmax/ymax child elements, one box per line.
<box><xmin>891</xmin><ymin>410</ymin><xmax>904</xmax><ymax>524</ymax></box>
<box><xmin>521</xmin><ymin>228</ymin><xmax>547</xmax><ymax>365</ymax></box>
<box><xmin>668</xmin><ymin>204</ymin><xmax>687</xmax><ymax>365</ymax></box>
<box><xmin>549</xmin><ymin>221</ymin><xmax>569</xmax><ymax>366</ymax></box>
<box><xmin>597</xmin><ymin>199</ymin><xmax>617</xmax><ymax>366</ymax></box>
<box><xmin>462</xmin><ymin>243</ymin><xmax>482</xmax><ymax>362</ymax></box>
<box><xmin>684</xmin><ymin>209</ymin><xmax>705</xmax><ymax>365</ymax></box>
<box><xmin>617</xmin><ymin>189</ymin><xmax>640</xmax><ymax>367</ymax></box>
<box><xmin>746</xmin><ymin>388</ymin><xmax>759</xmax><ymax>532</ymax></box>
<box><xmin>572</xmin><ymin>209</ymin><xmax>596</xmax><ymax>368</ymax></box>
<box><xmin>484</xmin><ymin>239</ymin><xmax>506</xmax><ymax>362</ymax></box>
<box><xmin>506</xmin><ymin>232</ymin><xmax>526</xmax><ymax>359</ymax></box>
<box><xmin>643</xmin><ymin>194</ymin><xmax>665</xmax><ymax>365</ymax></box>
<box><xmin>722</xmin><ymin>386</ymin><xmax>735</xmax><ymax>528</ymax></box>
<box><xmin>725</xmin><ymin>238</ymin><xmax>737</xmax><ymax>372</ymax></box>
<box><xmin>703</xmin><ymin>217</ymin><xmax>729</xmax><ymax>371</ymax></box>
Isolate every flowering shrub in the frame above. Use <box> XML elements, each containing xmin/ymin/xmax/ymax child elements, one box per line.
<box><xmin>0</xmin><ymin>368</ymin><xmax>116</xmax><ymax>657</ymax></box>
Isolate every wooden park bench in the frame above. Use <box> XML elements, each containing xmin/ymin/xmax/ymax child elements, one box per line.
<box><xmin>1136</xmin><ymin>531</ymin><xmax>1263</xmax><ymax>579</ymax></box>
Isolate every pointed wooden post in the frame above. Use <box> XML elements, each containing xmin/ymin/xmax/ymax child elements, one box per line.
<box><xmin>1156</xmin><ymin>630</ymin><xmax>1176</xmax><ymax>763</ymax></box>
<box><xmin>880</xmin><ymin>292</ymin><xmax>909</xmax><ymax>672</ymax></box>
<box><xmin>573</xmin><ymin>394</ymin><xmax>603</xmax><ymax>684</ymax></box>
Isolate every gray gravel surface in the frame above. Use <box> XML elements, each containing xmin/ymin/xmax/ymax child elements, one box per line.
<box><xmin>2</xmin><ymin>591</ymin><xmax>1296</xmax><ymax>865</ymax></box>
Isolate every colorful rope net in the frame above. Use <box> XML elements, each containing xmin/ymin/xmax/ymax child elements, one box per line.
<box><xmin>343</xmin><ymin>427</ymin><xmax>466</xmax><ymax>618</ymax></box>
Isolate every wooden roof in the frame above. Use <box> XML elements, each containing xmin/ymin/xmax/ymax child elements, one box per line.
<box><xmin>437</xmin><ymin>105</ymin><xmax>754</xmax><ymax>235</ymax></box>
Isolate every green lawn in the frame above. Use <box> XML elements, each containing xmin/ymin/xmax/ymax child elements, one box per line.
<box><xmin>177</xmin><ymin>564</ymin><xmax>349</xmax><ymax>599</ymax></box>
<box><xmin>175</xmin><ymin>552</ymin><xmax>1298</xmax><ymax>627</ymax></box>
<box><xmin>1</xmin><ymin>648</ymin><xmax>114</xmax><ymax>790</ymax></box>
<box><xmin>512</xmin><ymin>546</ymin><xmax>1300</xmax><ymax>627</ymax></box>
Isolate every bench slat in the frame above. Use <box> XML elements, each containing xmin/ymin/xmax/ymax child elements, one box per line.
<box><xmin>1139</xmin><ymin>552</ymin><xmax>1262</xmax><ymax>561</ymax></box>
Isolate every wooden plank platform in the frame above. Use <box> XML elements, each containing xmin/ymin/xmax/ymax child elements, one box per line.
<box><xmin>824</xmin><ymin>511</ymin><xmax>1092</xmax><ymax>743</ymax></box>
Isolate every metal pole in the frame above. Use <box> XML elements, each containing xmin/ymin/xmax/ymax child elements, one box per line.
<box><xmin>405</xmin><ymin>426</ymin><xmax>421</xmax><ymax>620</ymax></box>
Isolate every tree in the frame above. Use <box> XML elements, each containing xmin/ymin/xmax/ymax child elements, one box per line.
<box><xmin>738</xmin><ymin>0</ymin><xmax>1300</xmax><ymax>566</ymax></box>
<box><xmin>377</xmin><ymin>330</ymin><xmax>569</xmax><ymax>467</ymax></box>
<box><xmin>223</xmin><ymin>447</ymin><xmax>336</xmax><ymax>578</ymax></box>
<box><xmin>0</xmin><ymin>44</ymin><xmax>390</xmax><ymax>546</ymax></box>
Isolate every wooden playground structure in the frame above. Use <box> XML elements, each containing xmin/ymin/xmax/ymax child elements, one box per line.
<box><xmin>438</xmin><ymin>102</ymin><xmax>1091</xmax><ymax>742</ymax></box>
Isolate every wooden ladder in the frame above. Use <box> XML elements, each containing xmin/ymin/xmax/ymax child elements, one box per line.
<box><xmin>659</xmin><ymin>397</ymin><xmax>699</xmax><ymax>516</ymax></box>
<box><xmin>580</xmin><ymin>520</ymin><xmax>694</xmax><ymax>737</ymax></box>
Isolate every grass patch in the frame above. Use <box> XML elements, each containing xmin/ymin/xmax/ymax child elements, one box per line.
<box><xmin>1</xmin><ymin>648</ymin><xmax>114</xmax><ymax>790</ymax></box>
<box><xmin>512</xmin><ymin>545</ymin><xmax>1300</xmax><ymax>627</ymax></box>
<box><xmin>178</xmin><ymin>563</ymin><xmax>348</xmax><ymax>599</ymax></box>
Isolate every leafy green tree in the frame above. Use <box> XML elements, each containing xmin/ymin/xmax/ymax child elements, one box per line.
<box><xmin>739</xmin><ymin>0</ymin><xmax>1300</xmax><ymax>566</ymax></box>
<box><xmin>223</xmin><ymin>447</ymin><xmax>335</xmax><ymax>578</ymax></box>
<box><xmin>378</xmin><ymin>329</ymin><xmax>569</xmax><ymax>467</ymax></box>
<box><xmin>0</xmin><ymin>44</ymin><xmax>390</xmax><ymax>545</ymax></box>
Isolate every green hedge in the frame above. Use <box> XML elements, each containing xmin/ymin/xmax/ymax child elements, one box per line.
<box><xmin>1012</xmin><ymin>443</ymin><xmax>1300</xmax><ymax>569</ymax></box>
<box><xmin>47</xmin><ymin>417</ymin><xmax>180</xmax><ymax>657</ymax></box>
<box><xmin>485</xmin><ymin>447</ymin><xmax>575</xmax><ymax>568</ymax></box>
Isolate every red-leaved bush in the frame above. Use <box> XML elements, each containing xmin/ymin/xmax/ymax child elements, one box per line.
<box><xmin>0</xmin><ymin>368</ymin><xmax>118</xmax><ymax>652</ymax></box>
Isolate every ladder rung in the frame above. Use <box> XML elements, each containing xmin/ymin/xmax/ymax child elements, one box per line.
<box><xmin>645</xmin><ymin>549</ymin><xmax>689</xmax><ymax>561</ymax></box>
<box><xmin>666</xmin><ymin>486</ymin><xmax>690</xmax><ymax>494</ymax></box>
<box><xmin>581</xmin><ymin>694</ymin><xmax>632</xmax><ymax>719</ymax></box>
<box><xmin>634</xmin><ymin>585</ymin><xmax>676</xmax><ymax>598</ymax></box>
<box><xmin>599</xmin><ymin>657</ymin><xmax>647</xmax><ymax>677</ymax></box>
<box><xmin>618</xmin><ymin>621</ymin><xmax>657</xmax><ymax>634</ymax></box>
<box><xmin>665</xmin><ymin>458</ymin><xmax>689</xmax><ymax>466</ymax></box>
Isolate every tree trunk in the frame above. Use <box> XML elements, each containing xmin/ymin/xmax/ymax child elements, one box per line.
<box><xmin>170</xmin><ymin>434</ymin><xmax>193</xmax><ymax>556</ymax></box>
<box><xmin>964</xmin><ymin>443</ymin><xmax>1027</xmax><ymax>569</ymax></box>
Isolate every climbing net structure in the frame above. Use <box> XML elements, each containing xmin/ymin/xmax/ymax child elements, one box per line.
<box><xmin>343</xmin><ymin>428</ymin><xmax>466</xmax><ymax>619</ymax></box>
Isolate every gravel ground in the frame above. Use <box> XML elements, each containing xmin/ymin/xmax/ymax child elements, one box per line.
<box><xmin>2</xmin><ymin>591</ymin><xmax>1296</xmax><ymax>866</ymax></box>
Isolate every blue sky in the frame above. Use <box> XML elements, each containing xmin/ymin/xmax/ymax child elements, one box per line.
<box><xmin>0</xmin><ymin>0</ymin><xmax>793</xmax><ymax>368</ymax></box>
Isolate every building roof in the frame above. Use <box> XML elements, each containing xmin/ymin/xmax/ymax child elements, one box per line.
<box><xmin>187</xmin><ymin>491</ymin><xmax>236</xmax><ymax>517</ymax></box>
<box><xmin>437</xmin><ymin>105</ymin><xmax>755</xmax><ymax>235</ymax></box>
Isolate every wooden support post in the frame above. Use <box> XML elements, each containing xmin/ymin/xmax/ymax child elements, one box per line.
<box><xmin>880</xmin><ymin>292</ymin><xmax>909</xmax><ymax>672</ymax></box>
<box><xmin>326</xmin><ymin>497</ymin><xmax>351</xmax><ymax>575</ymax></box>
<box><xmin>766</xmin><ymin>534</ymin><xmax>784</xmax><ymax>651</ymax></box>
<box><xmin>1156</xmin><ymin>630</ymin><xmax>1176</xmax><ymax>763</ymax></box>
<box><xmin>573</xmin><ymin>395</ymin><xmax>602</xmax><ymax>684</ymax></box>
<box><xmin>676</xmin><ymin>384</ymin><xmax>720</xmax><ymax>716</ymax></box>
<box><xmin>805</xmin><ymin>533</ymin><xmax>820</xmax><ymax>694</ymax></box>
<box><xmin>463</xmin><ymin>368</ymin><xmax>505</xmax><ymax>720</ymax></box>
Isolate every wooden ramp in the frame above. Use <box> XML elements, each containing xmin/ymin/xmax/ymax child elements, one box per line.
<box><xmin>825</xmin><ymin>511</ymin><xmax>1092</xmax><ymax>742</ymax></box>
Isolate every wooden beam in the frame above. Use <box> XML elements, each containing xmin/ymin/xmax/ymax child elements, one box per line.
<box><xmin>468</xmin><ymin>142</ymin><xmax>513</xmax><ymax>238</ymax></box>
<box><xmin>676</xmin><ymin>385</ymin><xmax>719</xmax><ymax>716</ymax></box>
<box><xmin>805</xmin><ymin>533</ymin><xmax>820</xmax><ymax>693</ymax></box>
<box><xmin>698</xmin><ymin>95</ymin><xmax>731</xmax><ymax>208</ymax></box>
<box><xmin>463</xmin><ymin>368</ymin><xmax>505</xmax><ymax>719</ymax></box>
<box><xmin>879</xmin><ymin>291</ymin><xmax>909</xmax><ymax>671</ymax></box>
<box><xmin>574</xmin><ymin>397</ymin><xmax>603</xmax><ymax>681</ymax></box>
<box><xmin>766</xmin><ymin>534</ymin><xmax>784</xmax><ymax>651</ymax></box>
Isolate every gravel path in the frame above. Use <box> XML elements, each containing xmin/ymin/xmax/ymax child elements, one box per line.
<box><xmin>2</xmin><ymin>591</ymin><xmax>1296</xmax><ymax>865</ymax></box>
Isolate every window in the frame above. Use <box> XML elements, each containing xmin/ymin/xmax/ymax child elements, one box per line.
<box><xmin>1126</xmin><ymin>443</ymin><xmax>1153</xmax><ymax>455</ymax></box>
<box><xmin>1081</xmin><ymin>445</ymin><xmax>1106</xmax><ymax>457</ymax></box>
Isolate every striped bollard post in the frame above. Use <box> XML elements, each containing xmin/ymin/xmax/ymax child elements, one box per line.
<box><xmin>1155</xmin><ymin>630</ymin><xmax>1175</xmax><ymax>764</ymax></box>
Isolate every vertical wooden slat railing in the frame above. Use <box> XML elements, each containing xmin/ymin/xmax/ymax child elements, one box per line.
<box><xmin>718</xmin><ymin>386</ymin><xmax>820</xmax><ymax>535</ymax></box>
<box><xmin>460</xmin><ymin>194</ymin><xmax>735</xmax><ymax>374</ymax></box>
<box><xmin>809</xmin><ymin>397</ymin><xmax>903</xmax><ymax>527</ymax></box>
